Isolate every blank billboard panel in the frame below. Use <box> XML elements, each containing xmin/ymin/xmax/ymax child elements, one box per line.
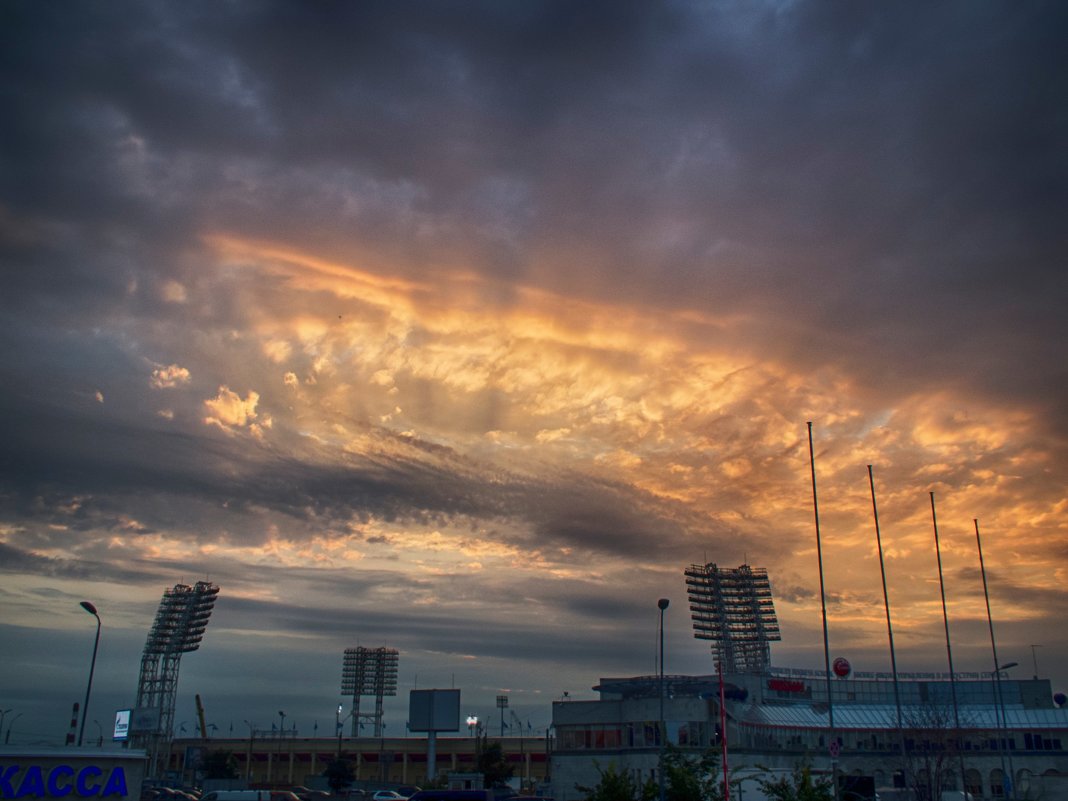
<box><xmin>409</xmin><ymin>688</ymin><xmax>461</xmax><ymax>732</ymax></box>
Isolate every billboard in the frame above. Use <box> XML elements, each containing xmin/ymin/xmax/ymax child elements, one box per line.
<box><xmin>113</xmin><ymin>710</ymin><xmax>131</xmax><ymax>741</ymax></box>
<box><xmin>408</xmin><ymin>689</ymin><xmax>460</xmax><ymax>732</ymax></box>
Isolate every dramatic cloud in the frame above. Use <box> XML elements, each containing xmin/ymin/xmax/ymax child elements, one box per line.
<box><xmin>150</xmin><ymin>363</ymin><xmax>191</xmax><ymax>389</ymax></box>
<box><xmin>1</xmin><ymin>0</ymin><xmax>1066</xmax><ymax>743</ymax></box>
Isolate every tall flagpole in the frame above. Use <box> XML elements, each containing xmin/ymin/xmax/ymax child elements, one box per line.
<box><xmin>930</xmin><ymin>492</ymin><xmax>967</xmax><ymax>795</ymax></box>
<box><xmin>868</xmin><ymin>466</ymin><xmax>906</xmax><ymax>780</ymax></box>
<box><xmin>976</xmin><ymin>519</ymin><xmax>1015</xmax><ymax>799</ymax></box>
<box><xmin>807</xmin><ymin>423</ymin><xmax>838</xmax><ymax>799</ymax></box>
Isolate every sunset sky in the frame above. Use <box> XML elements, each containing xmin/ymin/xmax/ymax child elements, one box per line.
<box><xmin>2</xmin><ymin>1</ymin><xmax>1066</xmax><ymax>745</ymax></box>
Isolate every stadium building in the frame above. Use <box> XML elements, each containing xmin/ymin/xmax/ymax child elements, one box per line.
<box><xmin>550</xmin><ymin>563</ymin><xmax>1068</xmax><ymax>801</ymax></box>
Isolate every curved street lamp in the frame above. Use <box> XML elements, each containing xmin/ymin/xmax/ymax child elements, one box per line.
<box><xmin>78</xmin><ymin>601</ymin><xmax>101</xmax><ymax>747</ymax></box>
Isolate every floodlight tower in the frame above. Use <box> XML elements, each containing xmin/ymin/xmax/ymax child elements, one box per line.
<box><xmin>134</xmin><ymin>581</ymin><xmax>219</xmax><ymax>775</ymax></box>
<box><xmin>685</xmin><ymin>563</ymin><xmax>780</xmax><ymax>674</ymax></box>
<box><xmin>341</xmin><ymin>647</ymin><xmax>399</xmax><ymax>738</ymax></box>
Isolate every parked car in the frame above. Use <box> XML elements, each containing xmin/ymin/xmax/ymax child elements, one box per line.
<box><xmin>406</xmin><ymin>792</ymin><xmax>494</xmax><ymax>801</ymax></box>
<box><xmin>202</xmin><ymin>792</ymin><xmax>272</xmax><ymax>801</ymax></box>
<box><xmin>372</xmin><ymin>793</ymin><xmax>406</xmax><ymax>801</ymax></box>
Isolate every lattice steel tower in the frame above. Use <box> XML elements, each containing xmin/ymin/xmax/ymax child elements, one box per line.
<box><xmin>134</xmin><ymin>581</ymin><xmax>219</xmax><ymax>773</ymax></box>
<box><xmin>341</xmin><ymin>647</ymin><xmax>398</xmax><ymax>737</ymax></box>
<box><xmin>685</xmin><ymin>563</ymin><xmax>780</xmax><ymax>673</ymax></box>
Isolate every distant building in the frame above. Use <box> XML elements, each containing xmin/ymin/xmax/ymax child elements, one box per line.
<box><xmin>163</xmin><ymin>734</ymin><xmax>549</xmax><ymax>790</ymax></box>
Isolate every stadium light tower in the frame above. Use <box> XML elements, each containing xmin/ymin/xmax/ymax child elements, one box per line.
<box><xmin>685</xmin><ymin>563</ymin><xmax>780</xmax><ymax>674</ymax></box>
<box><xmin>341</xmin><ymin>647</ymin><xmax>399</xmax><ymax>738</ymax></box>
<box><xmin>133</xmin><ymin>581</ymin><xmax>219</xmax><ymax>776</ymax></box>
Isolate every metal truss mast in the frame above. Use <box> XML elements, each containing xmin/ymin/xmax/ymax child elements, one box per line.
<box><xmin>134</xmin><ymin>581</ymin><xmax>219</xmax><ymax>774</ymax></box>
<box><xmin>341</xmin><ymin>646</ymin><xmax>399</xmax><ymax>738</ymax></box>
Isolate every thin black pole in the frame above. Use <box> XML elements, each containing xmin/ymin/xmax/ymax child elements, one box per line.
<box><xmin>930</xmin><ymin>492</ymin><xmax>967</xmax><ymax>795</ymax></box>
<box><xmin>78</xmin><ymin>605</ymin><xmax>101</xmax><ymax>747</ymax></box>
<box><xmin>976</xmin><ymin>519</ymin><xmax>1015</xmax><ymax>800</ymax></box>
<box><xmin>807</xmin><ymin>423</ymin><xmax>837</xmax><ymax>799</ymax></box>
<box><xmin>658</xmin><ymin>598</ymin><xmax>669</xmax><ymax>801</ymax></box>
<box><xmin>868</xmin><ymin>466</ymin><xmax>906</xmax><ymax>777</ymax></box>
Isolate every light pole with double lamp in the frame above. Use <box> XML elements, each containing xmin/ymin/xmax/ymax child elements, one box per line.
<box><xmin>77</xmin><ymin>601</ymin><xmax>101</xmax><ymax>747</ymax></box>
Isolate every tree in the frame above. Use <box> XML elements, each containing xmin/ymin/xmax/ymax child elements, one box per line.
<box><xmin>576</xmin><ymin>761</ymin><xmax>655</xmax><ymax>801</ymax></box>
<box><xmin>202</xmin><ymin>750</ymin><xmax>239</xmax><ymax>780</ymax></box>
<box><xmin>898</xmin><ymin>699</ymin><xmax>975</xmax><ymax>801</ymax></box>
<box><xmin>757</xmin><ymin>763</ymin><xmax>834</xmax><ymax>801</ymax></box>
<box><xmin>323</xmin><ymin>758</ymin><xmax>355</xmax><ymax>793</ymax></box>
<box><xmin>661</xmin><ymin>744</ymin><xmax>737</xmax><ymax>801</ymax></box>
<box><xmin>662</xmin><ymin>746</ymin><xmax>703</xmax><ymax>801</ymax></box>
<box><xmin>477</xmin><ymin>741</ymin><xmax>515</xmax><ymax>788</ymax></box>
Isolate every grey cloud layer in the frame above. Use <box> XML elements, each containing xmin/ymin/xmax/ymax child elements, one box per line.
<box><xmin>6</xmin><ymin>1</ymin><xmax>1066</xmax><ymax>402</ymax></box>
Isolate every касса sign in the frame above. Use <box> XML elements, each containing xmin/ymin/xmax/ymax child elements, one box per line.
<box><xmin>0</xmin><ymin>750</ymin><xmax>145</xmax><ymax>801</ymax></box>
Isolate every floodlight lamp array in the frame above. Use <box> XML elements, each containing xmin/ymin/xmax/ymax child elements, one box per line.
<box><xmin>685</xmin><ymin>563</ymin><xmax>780</xmax><ymax>673</ymax></box>
<box><xmin>341</xmin><ymin>647</ymin><xmax>399</xmax><ymax>697</ymax></box>
<box><xmin>143</xmin><ymin>581</ymin><xmax>220</xmax><ymax>655</ymax></box>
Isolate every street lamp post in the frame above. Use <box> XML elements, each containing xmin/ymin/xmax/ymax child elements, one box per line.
<box><xmin>78</xmin><ymin>601</ymin><xmax>101</xmax><ymax>747</ymax></box>
<box><xmin>658</xmin><ymin>598</ymin><xmax>670</xmax><ymax>801</ymax></box>
<box><xmin>277</xmin><ymin>711</ymin><xmax>287</xmax><ymax>786</ymax></box>
<box><xmin>336</xmin><ymin>704</ymin><xmax>344</xmax><ymax>758</ymax></box>
<box><xmin>497</xmin><ymin>695</ymin><xmax>509</xmax><ymax>738</ymax></box>
<box><xmin>243</xmin><ymin>721</ymin><xmax>256</xmax><ymax>782</ymax></box>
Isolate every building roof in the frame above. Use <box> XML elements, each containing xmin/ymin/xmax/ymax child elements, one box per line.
<box><xmin>732</xmin><ymin>702</ymin><xmax>1068</xmax><ymax>731</ymax></box>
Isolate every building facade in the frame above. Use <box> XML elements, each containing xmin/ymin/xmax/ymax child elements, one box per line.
<box><xmin>165</xmin><ymin>735</ymin><xmax>550</xmax><ymax>791</ymax></box>
<box><xmin>550</xmin><ymin>671</ymin><xmax>1068</xmax><ymax>801</ymax></box>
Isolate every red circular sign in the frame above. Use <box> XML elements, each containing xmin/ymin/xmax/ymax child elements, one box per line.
<box><xmin>832</xmin><ymin>657</ymin><xmax>851</xmax><ymax>678</ymax></box>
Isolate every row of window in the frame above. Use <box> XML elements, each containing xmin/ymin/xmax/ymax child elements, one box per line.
<box><xmin>557</xmin><ymin>721</ymin><xmax>1065</xmax><ymax>755</ymax></box>
<box><xmin>1023</xmin><ymin>731</ymin><xmax>1063</xmax><ymax>750</ymax></box>
<box><xmin>556</xmin><ymin>722</ymin><xmax>713</xmax><ymax>751</ymax></box>
<box><xmin>770</xmin><ymin>681</ymin><xmax>1019</xmax><ymax>706</ymax></box>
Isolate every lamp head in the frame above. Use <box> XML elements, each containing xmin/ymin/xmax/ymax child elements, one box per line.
<box><xmin>657</xmin><ymin>598</ymin><xmax>670</xmax><ymax>611</ymax></box>
<box><xmin>999</xmin><ymin>661</ymin><xmax>1019</xmax><ymax>671</ymax></box>
<box><xmin>80</xmin><ymin>601</ymin><xmax>98</xmax><ymax>616</ymax></box>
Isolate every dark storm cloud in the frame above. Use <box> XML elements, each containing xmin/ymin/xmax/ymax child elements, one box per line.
<box><xmin>5</xmin><ymin>0</ymin><xmax>1066</xmax><ymax>421</ymax></box>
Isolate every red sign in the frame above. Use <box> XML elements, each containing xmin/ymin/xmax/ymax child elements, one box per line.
<box><xmin>833</xmin><ymin>657</ymin><xmax>851</xmax><ymax>678</ymax></box>
<box><xmin>767</xmin><ymin>678</ymin><xmax>806</xmax><ymax>693</ymax></box>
